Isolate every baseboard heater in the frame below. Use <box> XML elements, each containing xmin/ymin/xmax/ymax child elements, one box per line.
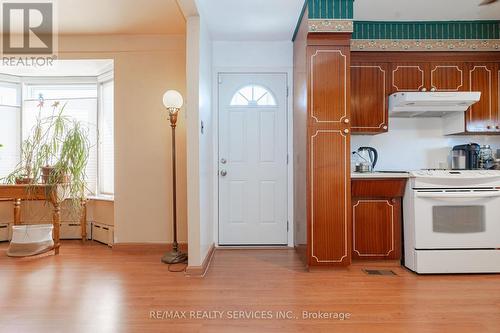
<box><xmin>91</xmin><ymin>222</ymin><xmax>114</xmax><ymax>247</ymax></box>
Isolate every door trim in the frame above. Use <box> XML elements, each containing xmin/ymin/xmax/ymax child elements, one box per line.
<box><xmin>212</xmin><ymin>69</ymin><xmax>293</xmax><ymax>247</ymax></box>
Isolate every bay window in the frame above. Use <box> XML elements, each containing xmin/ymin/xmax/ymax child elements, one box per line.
<box><xmin>0</xmin><ymin>77</ymin><xmax>114</xmax><ymax>197</ymax></box>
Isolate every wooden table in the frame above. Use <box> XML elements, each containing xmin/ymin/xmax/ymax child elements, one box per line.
<box><xmin>0</xmin><ymin>184</ymin><xmax>87</xmax><ymax>255</ymax></box>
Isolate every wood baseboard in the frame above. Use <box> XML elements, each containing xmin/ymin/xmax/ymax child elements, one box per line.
<box><xmin>185</xmin><ymin>243</ymin><xmax>215</xmax><ymax>277</ymax></box>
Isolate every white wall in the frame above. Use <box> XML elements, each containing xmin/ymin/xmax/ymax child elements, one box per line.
<box><xmin>213</xmin><ymin>41</ymin><xmax>293</xmax><ymax>69</ymax></box>
<box><xmin>352</xmin><ymin>118</ymin><xmax>500</xmax><ymax>171</ymax></box>
<box><xmin>185</xmin><ymin>14</ymin><xmax>214</xmax><ymax>267</ymax></box>
<box><xmin>198</xmin><ymin>15</ymin><xmax>214</xmax><ymax>265</ymax></box>
<box><xmin>212</xmin><ymin>40</ymin><xmax>294</xmax><ymax>246</ymax></box>
<box><xmin>0</xmin><ymin>35</ymin><xmax>187</xmax><ymax>243</ymax></box>
<box><xmin>58</xmin><ymin>35</ymin><xmax>187</xmax><ymax>244</ymax></box>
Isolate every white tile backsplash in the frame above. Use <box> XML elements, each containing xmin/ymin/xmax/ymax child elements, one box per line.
<box><xmin>351</xmin><ymin>118</ymin><xmax>500</xmax><ymax>171</ymax></box>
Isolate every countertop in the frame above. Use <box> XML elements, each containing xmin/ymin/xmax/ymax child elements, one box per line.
<box><xmin>351</xmin><ymin>172</ymin><xmax>410</xmax><ymax>179</ymax></box>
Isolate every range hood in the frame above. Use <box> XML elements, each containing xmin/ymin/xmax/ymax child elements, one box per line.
<box><xmin>389</xmin><ymin>92</ymin><xmax>481</xmax><ymax>117</ymax></box>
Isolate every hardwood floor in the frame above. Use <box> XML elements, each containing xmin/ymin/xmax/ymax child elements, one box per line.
<box><xmin>1</xmin><ymin>241</ymin><xmax>500</xmax><ymax>333</ymax></box>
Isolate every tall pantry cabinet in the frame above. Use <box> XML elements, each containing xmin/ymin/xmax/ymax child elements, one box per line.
<box><xmin>293</xmin><ymin>10</ymin><xmax>352</xmax><ymax>267</ymax></box>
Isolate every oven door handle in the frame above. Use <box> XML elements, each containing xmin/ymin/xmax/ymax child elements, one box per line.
<box><xmin>416</xmin><ymin>191</ymin><xmax>500</xmax><ymax>199</ymax></box>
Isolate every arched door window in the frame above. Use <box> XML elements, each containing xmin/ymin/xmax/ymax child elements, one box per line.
<box><xmin>230</xmin><ymin>85</ymin><xmax>277</xmax><ymax>107</ymax></box>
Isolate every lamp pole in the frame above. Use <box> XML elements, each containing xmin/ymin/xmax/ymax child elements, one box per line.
<box><xmin>161</xmin><ymin>91</ymin><xmax>187</xmax><ymax>264</ymax></box>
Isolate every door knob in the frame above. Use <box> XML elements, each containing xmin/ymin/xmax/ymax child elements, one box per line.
<box><xmin>220</xmin><ymin>158</ymin><xmax>227</xmax><ymax>164</ymax></box>
<box><xmin>220</xmin><ymin>170</ymin><xmax>228</xmax><ymax>177</ymax></box>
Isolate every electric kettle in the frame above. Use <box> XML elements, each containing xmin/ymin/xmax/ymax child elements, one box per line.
<box><xmin>354</xmin><ymin>147</ymin><xmax>378</xmax><ymax>172</ymax></box>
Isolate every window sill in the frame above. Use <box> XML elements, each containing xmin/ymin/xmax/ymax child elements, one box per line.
<box><xmin>87</xmin><ymin>195</ymin><xmax>114</xmax><ymax>202</ymax></box>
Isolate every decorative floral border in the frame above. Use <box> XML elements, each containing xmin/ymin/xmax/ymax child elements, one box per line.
<box><xmin>351</xmin><ymin>39</ymin><xmax>500</xmax><ymax>52</ymax></box>
<box><xmin>308</xmin><ymin>19</ymin><xmax>353</xmax><ymax>33</ymax></box>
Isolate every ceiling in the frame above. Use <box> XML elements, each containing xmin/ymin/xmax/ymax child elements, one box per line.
<box><xmin>56</xmin><ymin>0</ymin><xmax>185</xmax><ymax>35</ymax></box>
<box><xmin>197</xmin><ymin>0</ymin><xmax>499</xmax><ymax>42</ymax></box>
<box><xmin>354</xmin><ymin>0</ymin><xmax>500</xmax><ymax>21</ymax></box>
<box><xmin>17</xmin><ymin>0</ymin><xmax>497</xmax><ymax>39</ymax></box>
<box><xmin>196</xmin><ymin>0</ymin><xmax>305</xmax><ymax>41</ymax></box>
<box><xmin>0</xmin><ymin>60</ymin><xmax>113</xmax><ymax>77</ymax></box>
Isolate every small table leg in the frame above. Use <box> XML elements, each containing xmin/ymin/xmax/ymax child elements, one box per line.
<box><xmin>53</xmin><ymin>203</ymin><xmax>60</xmax><ymax>255</ymax></box>
<box><xmin>13</xmin><ymin>199</ymin><xmax>21</xmax><ymax>225</ymax></box>
<box><xmin>81</xmin><ymin>200</ymin><xmax>87</xmax><ymax>242</ymax></box>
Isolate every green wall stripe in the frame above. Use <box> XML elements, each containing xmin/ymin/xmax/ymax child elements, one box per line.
<box><xmin>353</xmin><ymin>21</ymin><xmax>500</xmax><ymax>40</ymax></box>
<box><xmin>308</xmin><ymin>0</ymin><xmax>354</xmax><ymax>19</ymax></box>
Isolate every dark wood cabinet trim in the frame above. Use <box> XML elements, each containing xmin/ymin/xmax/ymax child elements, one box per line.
<box><xmin>352</xmin><ymin>52</ymin><xmax>500</xmax><ymax>63</ymax></box>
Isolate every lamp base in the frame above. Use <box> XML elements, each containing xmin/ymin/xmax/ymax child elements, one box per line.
<box><xmin>161</xmin><ymin>250</ymin><xmax>188</xmax><ymax>264</ymax></box>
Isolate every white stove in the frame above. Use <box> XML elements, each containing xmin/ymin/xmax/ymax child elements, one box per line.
<box><xmin>404</xmin><ymin>169</ymin><xmax>500</xmax><ymax>274</ymax></box>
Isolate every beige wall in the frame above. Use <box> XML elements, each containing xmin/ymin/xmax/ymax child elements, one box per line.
<box><xmin>0</xmin><ymin>34</ymin><xmax>188</xmax><ymax>244</ymax></box>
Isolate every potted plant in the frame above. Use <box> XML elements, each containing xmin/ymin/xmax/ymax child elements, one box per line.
<box><xmin>3</xmin><ymin>100</ymin><xmax>93</xmax><ymax>212</ymax></box>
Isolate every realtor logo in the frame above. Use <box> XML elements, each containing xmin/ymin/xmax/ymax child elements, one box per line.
<box><xmin>1</xmin><ymin>1</ymin><xmax>55</xmax><ymax>55</ymax></box>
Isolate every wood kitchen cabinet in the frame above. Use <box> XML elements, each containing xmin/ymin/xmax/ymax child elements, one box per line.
<box><xmin>351</xmin><ymin>63</ymin><xmax>389</xmax><ymax>133</ymax></box>
<box><xmin>390</xmin><ymin>62</ymin><xmax>428</xmax><ymax>92</ymax></box>
<box><xmin>430</xmin><ymin>62</ymin><xmax>467</xmax><ymax>91</ymax></box>
<box><xmin>466</xmin><ymin>63</ymin><xmax>500</xmax><ymax>133</ymax></box>
<box><xmin>391</xmin><ymin>62</ymin><xmax>467</xmax><ymax>93</ymax></box>
<box><xmin>350</xmin><ymin>52</ymin><xmax>500</xmax><ymax>135</ymax></box>
<box><xmin>307</xmin><ymin>41</ymin><xmax>352</xmax><ymax>267</ymax></box>
<box><xmin>351</xmin><ymin>178</ymin><xmax>407</xmax><ymax>261</ymax></box>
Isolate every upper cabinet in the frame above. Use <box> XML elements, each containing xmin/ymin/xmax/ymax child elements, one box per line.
<box><xmin>466</xmin><ymin>63</ymin><xmax>499</xmax><ymax>133</ymax></box>
<box><xmin>430</xmin><ymin>63</ymin><xmax>468</xmax><ymax>92</ymax></box>
<box><xmin>351</xmin><ymin>53</ymin><xmax>500</xmax><ymax>135</ymax></box>
<box><xmin>391</xmin><ymin>63</ymin><xmax>428</xmax><ymax>93</ymax></box>
<box><xmin>391</xmin><ymin>62</ymin><xmax>467</xmax><ymax>93</ymax></box>
<box><xmin>351</xmin><ymin>62</ymin><xmax>389</xmax><ymax>133</ymax></box>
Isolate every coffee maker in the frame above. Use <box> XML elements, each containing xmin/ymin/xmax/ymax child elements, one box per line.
<box><xmin>452</xmin><ymin>143</ymin><xmax>480</xmax><ymax>170</ymax></box>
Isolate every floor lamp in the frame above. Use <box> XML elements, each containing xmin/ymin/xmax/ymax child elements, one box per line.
<box><xmin>161</xmin><ymin>90</ymin><xmax>188</xmax><ymax>264</ymax></box>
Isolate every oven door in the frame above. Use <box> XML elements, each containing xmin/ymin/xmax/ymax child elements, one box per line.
<box><xmin>413</xmin><ymin>189</ymin><xmax>500</xmax><ymax>249</ymax></box>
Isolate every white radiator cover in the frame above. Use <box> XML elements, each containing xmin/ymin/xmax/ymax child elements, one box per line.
<box><xmin>0</xmin><ymin>223</ymin><xmax>11</xmax><ymax>242</ymax></box>
<box><xmin>92</xmin><ymin>222</ymin><xmax>114</xmax><ymax>247</ymax></box>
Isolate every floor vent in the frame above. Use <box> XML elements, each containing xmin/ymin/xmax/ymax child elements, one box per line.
<box><xmin>363</xmin><ymin>269</ymin><xmax>397</xmax><ymax>276</ymax></box>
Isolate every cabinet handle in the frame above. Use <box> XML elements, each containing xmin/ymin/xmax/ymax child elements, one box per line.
<box><xmin>421</xmin><ymin>87</ymin><xmax>427</xmax><ymax>92</ymax></box>
<box><xmin>430</xmin><ymin>87</ymin><xmax>437</xmax><ymax>92</ymax></box>
<box><xmin>343</xmin><ymin>118</ymin><xmax>350</xmax><ymax>124</ymax></box>
<box><xmin>343</xmin><ymin>129</ymin><xmax>350</xmax><ymax>134</ymax></box>
<box><xmin>382</xmin><ymin>125</ymin><xmax>388</xmax><ymax>130</ymax></box>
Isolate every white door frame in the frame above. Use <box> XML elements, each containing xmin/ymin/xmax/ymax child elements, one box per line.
<box><xmin>212</xmin><ymin>67</ymin><xmax>294</xmax><ymax>247</ymax></box>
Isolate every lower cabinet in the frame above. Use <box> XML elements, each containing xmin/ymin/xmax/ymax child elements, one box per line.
<box><xmin>352</xmin><ymin>198</ymin><xmax>401</xmax><ymax>260</ymax></box>
<box><xmin>351</xmin><ymin>178</ymin><xmax>407</xmax><ymax>261</ymax></box>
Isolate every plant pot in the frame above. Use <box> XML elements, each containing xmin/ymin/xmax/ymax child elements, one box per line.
<box><xmin>15</xmin><ymin>177</ymin><xmax>34</xmax><ymax>185</ymax></box>
<box><xmin>41</xmin><ymin>166</ymin><xmax>70</xmax><ymax>184</ymax></box>
<box><xmin>41</xmin><ymin>166</ymin><xmax>55</xmax><ymax>184</ymax></box>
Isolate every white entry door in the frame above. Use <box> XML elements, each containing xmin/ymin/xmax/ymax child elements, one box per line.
<box><xmin>218</xmin><ymin>73</ymin><xmax>288</xmax><ymax>245</ymax></box>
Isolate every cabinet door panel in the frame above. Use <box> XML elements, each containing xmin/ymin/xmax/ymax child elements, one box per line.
<box><xmin>309</xmin><ymin>48</ymin><xmax>348</xmax><ymax>123</ymax></box>
<box><xmin>467</xmin><ymin>64</ymin><xmax>496</xmax><ymax>132</ymax></box>
<box><xmin>307</xmin><ymin>45</ymin><xmax>351</xmax><ymax>267</ymax></box>
<box><xmin>310</xmin><ymin>130</ymin><xmax>350</xmax><ymax>264</ymax></box>
<box><xmin>430</xmin><ymin>63</ymin><xmax>467</xmax><ymax>91</ymax></box>
<box><xmin>391</xmin><ymin>63</ymin><xmax>427</xmax><ymax>92</ymax></box>
<box><xmin>352</xmin><ymin>199</ymin><xmax>401</xmax><ymax>260</ymax></box>
<box><xmin>351</xmin><ymin>63</ymin><xmax>389</xmax><ymax>133</ymax></box>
